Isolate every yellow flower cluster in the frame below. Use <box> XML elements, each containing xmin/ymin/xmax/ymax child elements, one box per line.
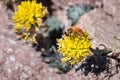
<box><xmin>57</xmin><ymin>31</ymin><xmax>91</xmax><ymax>65</ymax></box>
<box><xmin>12</xmin><ymin>0</ymin><xmax>48</xmax><ymax>43</ymax></box>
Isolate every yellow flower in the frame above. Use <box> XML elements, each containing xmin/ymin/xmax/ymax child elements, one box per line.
<box><xmin>12</xmin><ymin>0</ymin><xmax>48</xmax><ymax>43</ymax></box>
<box><xmin>57</xmin><ymin>30</ymin><xmax>91</xmax><ymax>65</ymax></box>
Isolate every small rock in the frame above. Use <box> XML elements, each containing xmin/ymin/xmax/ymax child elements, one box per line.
<box><xmin>20</xmin><ymin>72</ymin><xmax>29</xmax><ymax>79</ymax></box>
<box><xmin>9</xmin><ymin>55</ymin><xmax>16</xmax><ymax>62</ymax></box>
<box><xmin>23</xmin><ymin>66</ymin><xmax>34</xmax><ymax>76</ymax></box>
<box><xmin>7</xmin><ymin>68</ymin><xmax>12</xmax><ymax>74</ymax></box>
<box><xmin>6</xmin><ymin>48</ymin><xmax>13</xmax><ymax>54</ymax></box>
<box><xmin>14</xmin><ymin>62</ymin><xmax>22</xmax><ymax>70</ymax></box>
<box><xmin>9</xmin><ymin>39</ymin><xmax>16</xmax><ymax>45</ymax></box>
<box><xmin>103</xmin><ymin>0</ymin><xmax>120</xmax><ymax>25</ymax></box>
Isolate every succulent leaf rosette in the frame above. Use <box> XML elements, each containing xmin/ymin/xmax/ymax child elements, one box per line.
<box><xmin>12</xmin><ymin>0</ymin><xmax>48</xmax><ymax>43</ymax></box>
<box><xmin>57</xmin><ymin>27</ymin><xmax>91</xmax><ymax>65</ymax></box>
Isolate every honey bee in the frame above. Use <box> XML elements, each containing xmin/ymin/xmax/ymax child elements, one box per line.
<box><xmin>66</xmin><ymin>26</ymin><xmax>84</xmax><ymax>36</ymax></box>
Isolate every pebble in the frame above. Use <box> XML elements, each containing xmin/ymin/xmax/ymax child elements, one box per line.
<box><xmin>9</xmin><ymin>55</ymin><xmax>16</xmax><ymax>62</ymax></box>
<box><xmin>6</xmin><ymin>48</ymin><xmax>13</xmax><ymax>54</ymax></box>
<box><xmin>20</xmin><ymin>72</ymin><xmax>29</xmax><ymax>79</ymax></box>
<box><xmin>9</xmin><ymin>39</ymin><xmax>16</xmax><ymax>45</ymax></box>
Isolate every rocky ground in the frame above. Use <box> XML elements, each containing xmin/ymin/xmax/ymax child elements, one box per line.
<box><xmin>0</xmin><ymin>0</ymin><xmax>120</xmax><ymax>80</ymax></box>
<box><xmin>0</xmin><ymin>1</ymin><xmax>65</xmax><ymax>80</ymax></box>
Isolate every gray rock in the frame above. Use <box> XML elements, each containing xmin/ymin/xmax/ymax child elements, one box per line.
<box><xmin>103</xmin><ymin>0</ymin><xmax>120</xmax><ymax>25</ymax></box>
<box><xmin>52</xmin><ymin>0</ymin><xmax>103</xmax><ymax>9</ymax></box>
<box><xmin>77</xmin><ymin>8</ymin><xmax>120</xmax><ymax>49</ymax></box>
<box><xmin>110</xmin><ymin>71</ymin><xmax>120</xmax><ymax>80</ymax></box>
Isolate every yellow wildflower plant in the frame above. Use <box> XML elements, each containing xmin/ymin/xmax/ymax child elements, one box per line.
<box><xmin>57</xmin><ymin>27</ymin><xmax>91</xmax><ymax>65</ymax></box>
<box><xmin>12</xmin><ymin>0</ymin><xmax>48</xmax><ymax>43</ymax></box>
